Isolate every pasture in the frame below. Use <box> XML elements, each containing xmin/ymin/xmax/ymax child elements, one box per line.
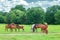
<box><xmin>0</xmin><ymin>24</ymin><xmax>60</xmax><ymax>40</ymax></box>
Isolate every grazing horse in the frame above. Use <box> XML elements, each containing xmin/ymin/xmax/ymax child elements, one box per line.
<box><xmin>16</xmin><ymin>24</ymin><xmax>24</xmax><ymax>31</ymax></box>
<box><xmin>5</xmin><ymin>23</ymin><xmax>17</xmax><ymax>32</ymax></box>
<box><xmin>31</xmin><ymin>23</ymin><xmax>48</xmax><ymax>34</ymax></box>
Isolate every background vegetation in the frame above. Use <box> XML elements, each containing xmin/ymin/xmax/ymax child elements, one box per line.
<box><xmin>0</xmin><ymin>5</ymin><xmax>60</xmax><ymax>24</ymax></box>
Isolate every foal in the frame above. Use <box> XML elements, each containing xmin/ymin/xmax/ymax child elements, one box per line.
<box><xmin>16</xmin><ymin>24</ymin><xmax>24</xmax><ymax>31</ymax></box>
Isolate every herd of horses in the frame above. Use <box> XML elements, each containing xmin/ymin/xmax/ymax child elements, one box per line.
<box><xmin>5</xmin><ymin>23</ymin><xmax>48</xmax><ymax>34</ymax></box>
<box><xmin>5</xmin><ymin>23</ymin><xmax>24</xmax><ymax>32</ymax></box>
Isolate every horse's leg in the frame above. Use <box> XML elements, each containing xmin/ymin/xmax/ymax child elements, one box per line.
<box><xmin>41</xmin><ymin>29</ymin><xmax>43</xmax><ymax>32</ymax></box>
<box><xmin>41</xmin><ymin>29</ymin><xmax>45</xmax><ymax>33</ymax></box>
<box><xmin>7</xmin><ymin>29</ymin><xmax>8</xmax><ymax>31</ymax></box>
<box><xmin>41</xmin><ymin>29</ymin><xmax>43</xmax><ymax>33</ymax></box>
<box><xmin>5</xmin><ymin>28</ymin><xmax>8</xmax><ymax>32</ymax></box>
<box><xmin>15</xmin><ymin>28</ymin><xmax>17</xmax><ymax>32</ymax></box>
<box><xmin>10</xmin><ymin>29</ymin><xmax>13</xmax><ymax>32</ymax></box>
<box><xmin>18</xmin><ymin>29</ymin><xmax>20</xmax><ymax>32</ymax></box>
<box><xmin>33</xmin><ymin>28</ymin><xmax>35</xmax><ymax>32</ymax></box>
<box><xmin>22</xmin><ymin>28</ymin><xmax>24</xmax><ymax>32</ymax></box>
<box><xmin>45</xmin><ymin>29</ymin><xmax>48</xmax><ymax>34</ymax></box>
<box><xmin>35</xmin><ymin>28</ymin><xmax>37</xmax><ymax>32</ymax></box>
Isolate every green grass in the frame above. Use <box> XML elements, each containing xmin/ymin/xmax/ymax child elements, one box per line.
<box><xmin>0</xmin><ymin>34</ymin><xmax>60</xmax><ymax>40</ymax></box>
<box><xmin>0</xmin><ymin>24</ymin><xmax>60</xmax><ymax>40</ymax></box>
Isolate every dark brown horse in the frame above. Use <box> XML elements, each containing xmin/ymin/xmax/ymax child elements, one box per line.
<box><xmin>5</xmin><ymin>23</ymin><xmax>17</xmax><ymax>32</ymax></box>
<box><xmin>16</xmin><ymin>24</ymin><xmax>24</xmax><ymax>31</ymax></box>
<box><xmin>31</xmin><ymin>23</ymin><xmax>48</xmax><ymax>34</ymax></box>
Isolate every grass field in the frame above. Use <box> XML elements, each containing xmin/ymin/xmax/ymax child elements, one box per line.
<box><xmin>0</xmin><ymin>24</ymin><xmax>60</xmax><ymax>40</ymax></box>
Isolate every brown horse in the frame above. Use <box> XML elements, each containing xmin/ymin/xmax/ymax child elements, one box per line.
<box><xmin>5</xmin><ymin>24</ymin><xmax>11</xmax><ymax>31</ymax></box>
<box><xmin>31</xmin><ymin>23</ymin><xmax>48</xmax><ymax>34</ymax></box>
<box><xmin>5</xmin><ymin>23</ymin><xmax>17</xmax><ymax>32</ymax></box>
<box><xmin>16</xmin><ymin>24</ymin><xmax>24</xmax><ymax>31</ymax></box>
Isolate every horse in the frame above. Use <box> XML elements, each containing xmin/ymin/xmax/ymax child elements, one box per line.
<box><xmin>16</xmin><ymin>24</ymin><xmax>24</xmax><ymax>31</ymax></box>
<box><xmin>10</xmin><ymin>23</ymin><xmax>17</xmax><ymax>32</ymax></box>
<box><xmin>31</xmin><ymin>23</ymin><xmax>48</xmax><ymax>34</ymax></box>
<box><xmin>5</xmin><ymin>24</ymin><xmax>11</xmax><ymax>31</ymax></box>
<box><xmin>5</xmin><ymin>23</ymin><xmax>17</xmax><ymax>32</ymax></box>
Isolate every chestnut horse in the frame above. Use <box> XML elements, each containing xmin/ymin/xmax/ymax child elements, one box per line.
<box><xmin>5</xmin><ymin>23</ymin><xmax>17</xmax><ymax>32</ymax></box>
<box><xmin>5</xmin><ymin>24</ymin><xmax>11</xmax><ymax>31</ymax></box>
<box><xmin>16</xmin><ymin>24</ymin><xmax>24</xmax><ymax>31</ymax></box>
<box><xmin>31</xmin><ymin>23</ymin><xmax>48</xmax><ymax>34</ymax></box>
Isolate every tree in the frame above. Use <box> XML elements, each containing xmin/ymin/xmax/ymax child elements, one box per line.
<box><xmin>5</xmin><ymin>13</ymin><xmax>12</xmax><ymax>24</ymax></box>
<box><xmin>46</xmin><ymin>5</ymin><xmax>60</xmax><ymax>24</ymax></box>
<box><xmin>9</xmin><ymin>9</ymin><xmax>26</xmax><ymax>24</ymax></box>
<box><xmin>11</xmin><ymin>5</ymin><xmax>26</xmax><ymax>12</ymax></box>
<box><xmin>54</xmin><ymin>10</ymin><xmax>60</xmax><ymax>24</ymax></box>
<box><xmin>26</xmin><ymin>7</ymin><xmax>45</xmax><ymax>24</ymax></box>
<box><xmin>0</xmin><ymin>15</ymin><xmax>4</xmax><ymax>23</ymax></box>
<box><xmin>0</xmin><ymin>11</ymin><xmax>7</xmax><ymax>23</ymax></box>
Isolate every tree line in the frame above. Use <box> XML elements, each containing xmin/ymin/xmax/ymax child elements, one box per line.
<box><xmin>0</xmin><ymin>5</ymin><xmax>60</xmax><ymax>24</ymax></box>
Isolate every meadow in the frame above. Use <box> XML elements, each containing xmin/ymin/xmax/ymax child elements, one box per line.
<box><xmin>0</xmin><ymin>24</ymin><xmax>60</xmax><ymax>40</ymax></box>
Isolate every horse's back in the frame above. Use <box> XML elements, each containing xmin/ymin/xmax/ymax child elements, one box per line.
<box><xmin>40</xmin><ymin>24</ymin><xmax>48</xmax><ymax>30</ymax></box>
<box><xmin>16</xmin><ymin>25</ymin><xmax>24</xmax><ymax>29</ymax></box>
<box><xmin>35</xmin><ymin>24</ymin><xmax>48</xmax><ymax>29</ymax></box>
<box><xmin>10</xmin><ymin>24</ymin><xmax>16</xmax><ymax>28</ymax></box>
<box><xmin>5</xmin><ymin>24</ymin><xmax>11</xmax><ymax>28</ymax></box>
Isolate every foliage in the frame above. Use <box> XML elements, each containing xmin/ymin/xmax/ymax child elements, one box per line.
<box><xmin>26</xmin><ymin>7</ymin><xmax>45</xmax><ymax>24</ymax></box>
<box><xmin>0</xmin><ymin>15</ymin><xmax>4</xmax><ymax>23</ymax></box>
<box><xmin>46</xmin><ymin>5</ymin><xmax>60</xmax><ymax>24</ymax></box>
<box><xmin>6</xmin><ymin>9</ymin><xmax>26</xmax><ymax>24</ymax></box>
<box><xmin>54</xmin><ymin>10</ymin><xmax>60</xmax><ymax>24</ymax></box>
<box><xmin>0</xmin><ymin>5</ymin><xmax>60</xmax><ymax>24</ymax></box>
<box><xmin>11</xmin><ymin>5</ymin><xmax>26</xmax><ymax>12</ymax></box>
